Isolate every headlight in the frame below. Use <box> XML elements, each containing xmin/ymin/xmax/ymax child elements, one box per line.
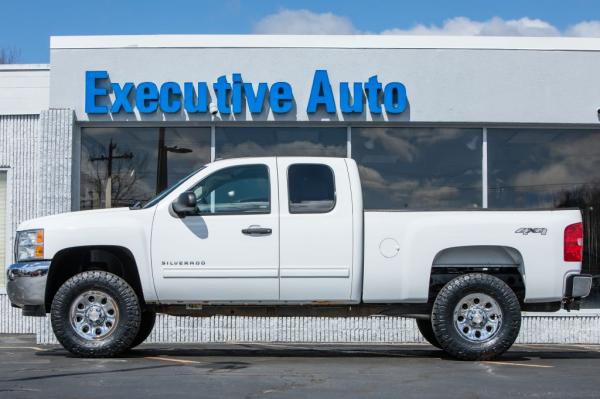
<box><xmin>15</xmin><ymin>229</ymin><xmax>44</xmax><ymax>261</ymax></box>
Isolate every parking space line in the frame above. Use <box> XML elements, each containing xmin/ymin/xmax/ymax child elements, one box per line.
<box><xmin>0</xmin><ymin>346</ymin><xmax>46</xmax><ymax>351</ymax></box>
<box><xmin>481</xmin><ymin>361</ymin><xmax>553</xmax><ymax>368</ymax></box>
<box><xmin>517</xmin><ymin>344</ymin><xmax>600</xmax><ymax>353</ymax></box>
<box><xmin>144</xmin><ymin>356</ymin><xmax>205</xmax><ymax>365</ymax></box>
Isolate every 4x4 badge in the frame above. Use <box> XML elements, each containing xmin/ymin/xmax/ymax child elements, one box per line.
<box><xmin>515</xmin><ymin>227</ymin><xmax>547</xmax><ymax>236</ymax></box>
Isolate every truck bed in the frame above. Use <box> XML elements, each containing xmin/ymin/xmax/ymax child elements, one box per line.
<box><xmin>362</xmin><ymin>209</ymin><xmax>583</xmax><ymax>303</ymax></box>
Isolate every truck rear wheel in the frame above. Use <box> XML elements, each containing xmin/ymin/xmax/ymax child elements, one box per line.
<box><xmin>431</xmin><ymin>273</ymin><xmax>521</xmax><ymax>361</ymax></box>
<box><xmin>416</xmin><ymin>319</ymin><xmax>441</xmax><ymax>349</ymax></box>
<box><xmin>50</xmin><ymin>271</ymin><xmax>141</xmax><ymax>357</ymax></box>
<box><xmin>129</xmin><ymin>310</ymin><xmax>156</xmax><ymax>349</ymax></box>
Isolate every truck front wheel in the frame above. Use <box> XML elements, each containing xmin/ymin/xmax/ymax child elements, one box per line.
<box><xmin>50</xmin><ymin>271</ymin><xmax>141</xmax><ymax>357</ymax></box>
<box><xmin>431</xmin><ymin>273</ymin><xmax>521</xmax><ymax>361</ymax></box>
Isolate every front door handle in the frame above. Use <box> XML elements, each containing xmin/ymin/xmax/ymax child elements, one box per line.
<box><xmin>242</xmin><ymin>226</ymin><xmax>272</xmax><ymax>236</ymax></box>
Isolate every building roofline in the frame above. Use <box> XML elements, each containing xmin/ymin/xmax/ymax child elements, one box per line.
<box><xmin>0</xmin><ymin>64</ymin><xmax>49</xmax><ymax>71</ymax></box>
<box><xmin>50</xmin><ymin>34</ymin><xmax>600</xmax><ymax>51</ymax></box>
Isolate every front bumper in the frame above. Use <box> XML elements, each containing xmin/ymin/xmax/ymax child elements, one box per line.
<box><xmin>6</xmin><ymin>261</ymin><xmax>50</xmax><ymax>310</ymax></box>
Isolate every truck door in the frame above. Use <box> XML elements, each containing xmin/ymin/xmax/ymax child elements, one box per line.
<box><xmin>277</xmin><ymin>158</ymin><xmax>354</xmax><ymax>301</ymax></box>
<box><xmin>150</xmin><ymin>158</ymin><xmax>280</xmax><ymax>302</ymax></box>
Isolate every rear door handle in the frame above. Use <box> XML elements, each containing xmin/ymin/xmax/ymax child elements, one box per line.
<box><xmin>242</xmin><ymin>226</ymin><xmax>272</xmax><ymax>236</ymax></box>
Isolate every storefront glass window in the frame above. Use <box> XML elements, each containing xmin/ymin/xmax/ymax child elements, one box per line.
<box><xmin>488</xmin><ymin>129</ymin><xmax>600</xmax><ymax>297</ymax></box>
<box><xmin>488</xmin><ymin>129</ymin><xmax>600</xmax><ymax>209</ymax></box>
<box><xmin>352</xmin><ymin>127</ymin><xmax>483</xmax><ymax>210</ymax></box>
<box><xmin>215</xmin><ymin>127</ymin><xmax>347</xmax><ymax>159</ymax></box>
<box><xmin>80</xmin><ymin>127</ymin><xmax>211</xmax><ymax>209</ymax></box>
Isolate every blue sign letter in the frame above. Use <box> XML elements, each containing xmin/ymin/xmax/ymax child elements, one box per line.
<box><xmin>307</xmin><ymin>70</ymin><xmax>336</xmax><ymax>113</ymax></box>
<box><xmin>160</xmin><ymin>82</ymin><xmax>182</xmax><ymax>113</ymax></box>
<box><xmin>85</xmin><ymin>71</ymin><xmax>109</xmax><ymax>114</ymax></box>
<box><xmin>232</xmin><ymin>73</ymin><xmax>243</xmax><ymax>114</ymax></box>
<box><xmin>270</xmin><ymin>82</ymin><xmax>293</xmax><ymax>113</ymax></box>
<box><xmin>340</xmin><ymin>82</ymin><xmax>364</xmax><ymax>113</ymax></box>
<box><xmin>110</xmin><ymin>82</ymin><xmax>134</xmax><ymax>113</ymax></box>
<box><xmin>383</xmin><ymin>82</ymin><xmax>407</xmax><ymax>114</ymax></box>
<box><xmin>364</xmin><ymin>75</ymin><xmax>382</xmax><ymax>114</ymax></box>
<box><xmin>245</xmin><ymin>82</ymin><xmax>268</xmax><ymax>113</ymax></box>
<box><xmin>184</xmin><ymin>82</ymin><xmax>208</xmax><ymax>113</ymax></box>
<box><xmin>213</xmin><ymin>76</ymin><xmax>232</xmax><ymax>114</ymax></box>
<box><xmin>136</xmin><ymin>82</ymin><xmax>159</xmax><ymax>113</ymax></box>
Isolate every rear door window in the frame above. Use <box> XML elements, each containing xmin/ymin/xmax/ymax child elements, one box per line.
<box><xmin>288</xmin><ymin>164</ymin><xmax>335</xmax><ymax>213</ymax></box>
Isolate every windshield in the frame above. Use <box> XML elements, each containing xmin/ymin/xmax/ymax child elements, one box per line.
<box><xmin>140</xmin><ymin>166</ymin><xmax>206</xmax><ymax>209</ymax></box>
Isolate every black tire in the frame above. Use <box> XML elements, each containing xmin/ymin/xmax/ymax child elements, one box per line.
<box><xmin>431</xmin><ymin>273</ymin><xmax>521</xmax><ymax>361</ymax></box>
<box><xmin>50</xmin><ymin>271</ymin><xmax>141</xmax><ymax>357</ymax></box>
<box><xmin>416</xmin><ymin>319</ymin><xmax>442</xmax><ymax>349</ymax></box>
<box><xmin>129</xmin><ymin>310</ymin><xmax>156</xmax><ymax>349</ymax></box>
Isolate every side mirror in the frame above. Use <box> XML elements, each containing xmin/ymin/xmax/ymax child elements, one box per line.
<box><xmin>171</xmin><ymin>191</ymin><xmax>198</xmax><ymax>217</ymax></box>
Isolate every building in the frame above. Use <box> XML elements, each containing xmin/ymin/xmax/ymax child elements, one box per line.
<box><xmin>1</xmin><ymin>35</ymin><xmax>599</xmax><ymax>343</ymax></box>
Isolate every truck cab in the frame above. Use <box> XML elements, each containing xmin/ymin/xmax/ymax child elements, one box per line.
<box><xmin>150</xmin><ymin>157</ymin><xmax>362</xmax><ymax>304</ymax></box>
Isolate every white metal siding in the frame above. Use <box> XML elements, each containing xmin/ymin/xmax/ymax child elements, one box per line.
<box><xmin>36</xmin><ymin>110</ymin><xmax>73</xmax><ymax>216</ymax></box>
<box><xmin>0</xmin><ymin>172</ymin><xmax>6</xmax><ymax>288</ymax></box>
<box><xmin>0</xmin><ymin>115</ymin><xmax>40</xmax><ymax>271</ymax></box>
<box><xmin>1</xmin><ymin>293</ymin><xmax>599</xmax><ymax>345</ymax></box>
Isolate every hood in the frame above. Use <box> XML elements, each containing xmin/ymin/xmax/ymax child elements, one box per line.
<box><xmin>18</xmin><ymin>208</ymin><xmax>132</xmax><ymax>231</ymax></box>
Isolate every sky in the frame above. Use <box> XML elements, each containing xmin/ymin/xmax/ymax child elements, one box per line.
<box><xmin>1</xmin><ymin>0</ymin><xmax>600</xmax><ymax>63</ymax></box>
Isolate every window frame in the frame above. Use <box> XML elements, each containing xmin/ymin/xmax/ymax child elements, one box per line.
<box><xmin>0</xmin><ymin>168</ymin><xmax>11</xmax><ymax>294</ymax></box>
<box><xmin>286</xmin><ymin>163</ymin><xmax>337</xmax><ymax>214</ymax></box>
<box><xmin>190</xmin><ymin>163</ymin><xmax>272</xmax><ymax>216</ymax></box>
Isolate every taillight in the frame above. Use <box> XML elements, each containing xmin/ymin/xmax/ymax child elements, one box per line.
<box><xmin>564</xmin><ymin>222</ymin><xmax>583</xmax><ymax>262</ymax></box>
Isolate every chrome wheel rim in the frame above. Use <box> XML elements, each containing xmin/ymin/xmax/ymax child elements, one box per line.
<box><xmin>453</xmin><ymin>293</ymin><xmax>502</xmax><ymax>342</ymax></box>
<box><xmin>69</xmin><ymin>290</ymin><xmax>119</xmax><ymax>341</ymax></box>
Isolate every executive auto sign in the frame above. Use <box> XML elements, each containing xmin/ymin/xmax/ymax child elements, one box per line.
<box><xmin>85</xmin><ymin>70</ymin><xmax>407</xmax><ymax>115</ymax></box>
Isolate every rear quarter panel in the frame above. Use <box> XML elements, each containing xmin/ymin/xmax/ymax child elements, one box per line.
<box><xmin>362</xmin><ymin>209</ymin><xmax>582</xmax><ymax>303</ymax></box>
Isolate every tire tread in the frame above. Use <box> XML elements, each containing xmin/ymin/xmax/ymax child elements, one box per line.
<box><xmin>431</xmin><ymin>273</ymin><xmax>521</xmax><ymax>361</ymax></box>
<box><xmin>50</xmin><ymin>271</ymin><xmax>141</xmax><ymax>357</ymax></box>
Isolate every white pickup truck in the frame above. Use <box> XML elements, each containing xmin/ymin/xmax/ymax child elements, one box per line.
<box><xmin>7</xmin><ymin>157</ymin><xmax>592</xmax><ymax>360</ymax></box>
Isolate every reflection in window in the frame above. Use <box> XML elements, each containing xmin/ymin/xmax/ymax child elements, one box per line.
<box><xmin>288</xmin><ymin>164</ymin><xmax>335</xmax><ymax>213</ymax></box>
<box><xmin>488</xmin><ymin>129</ymin><xmax>600</xmax><ymax>209</ymax></box>
<box><xmin>192</xmin><ymin>165</ymin><xmax>270</xmax><ymax>214</ymax></box>
<box><xmin>488</xmin><ymin>129</ymin><xmax>600</xmax><ymax>297</ymax></box>
<box><xmin>215</xmin><ymin>127</ymin><xmax>347</xmax><ymax>159</ymax></box>
<box><xmin>352</xmin><ymin>127</ymin><xmax>482</xmax><ymax>209</ymax></box>
<box><xmin>80</xmin><ymin>127</ymin><xmax>210</xmax><ymax>209</ymax></box>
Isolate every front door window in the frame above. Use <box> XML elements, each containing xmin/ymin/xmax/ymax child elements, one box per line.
<box><xmin>192</xmin><ymin>165</ymin><xmax>270</xmax><ymax>215</ymax></box>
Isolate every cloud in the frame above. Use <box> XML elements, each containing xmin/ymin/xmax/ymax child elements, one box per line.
<box><xmin>358</xmin><ymin>164</ymin><xmax>477</xmax><ymax>209</ymax></box>
<box><xmin>566</xmin><ymin>20</ymin><xmax>600</xmax><ymax>37</ymax></box>
<box><xmin>253</xmin><ymin>10</ymin><xmax>600</xmax><ymax>37</ymax></box>
<box><xmin>253</xmin><ymin>9</ymin><xmax>357</xmax><ymax>35</ymax></box>
<box><xmin>382</xmin><ymin>16</ymin><xmax>561</xmax><ymax>37</ymax></box>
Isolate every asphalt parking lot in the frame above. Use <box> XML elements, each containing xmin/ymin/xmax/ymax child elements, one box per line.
<box><xmin>1</xmin><ymin>335</ymin><xmax>600</xmax><ymax>399</ymax></box>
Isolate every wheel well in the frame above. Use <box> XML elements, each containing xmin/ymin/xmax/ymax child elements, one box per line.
<box><xmin>429</xmin><ymin>245</ymin><xmax>526</xmax><ymax>304</ymax></box>
<box><xmin>44</xmin><ymin>246</ymin><xmax>144</xmax><ymax>312</ymax></box>
<box><xmin>429</xmin><ymin>267</ymin><xmax>525</xmax><ymax>304</ymax></box>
